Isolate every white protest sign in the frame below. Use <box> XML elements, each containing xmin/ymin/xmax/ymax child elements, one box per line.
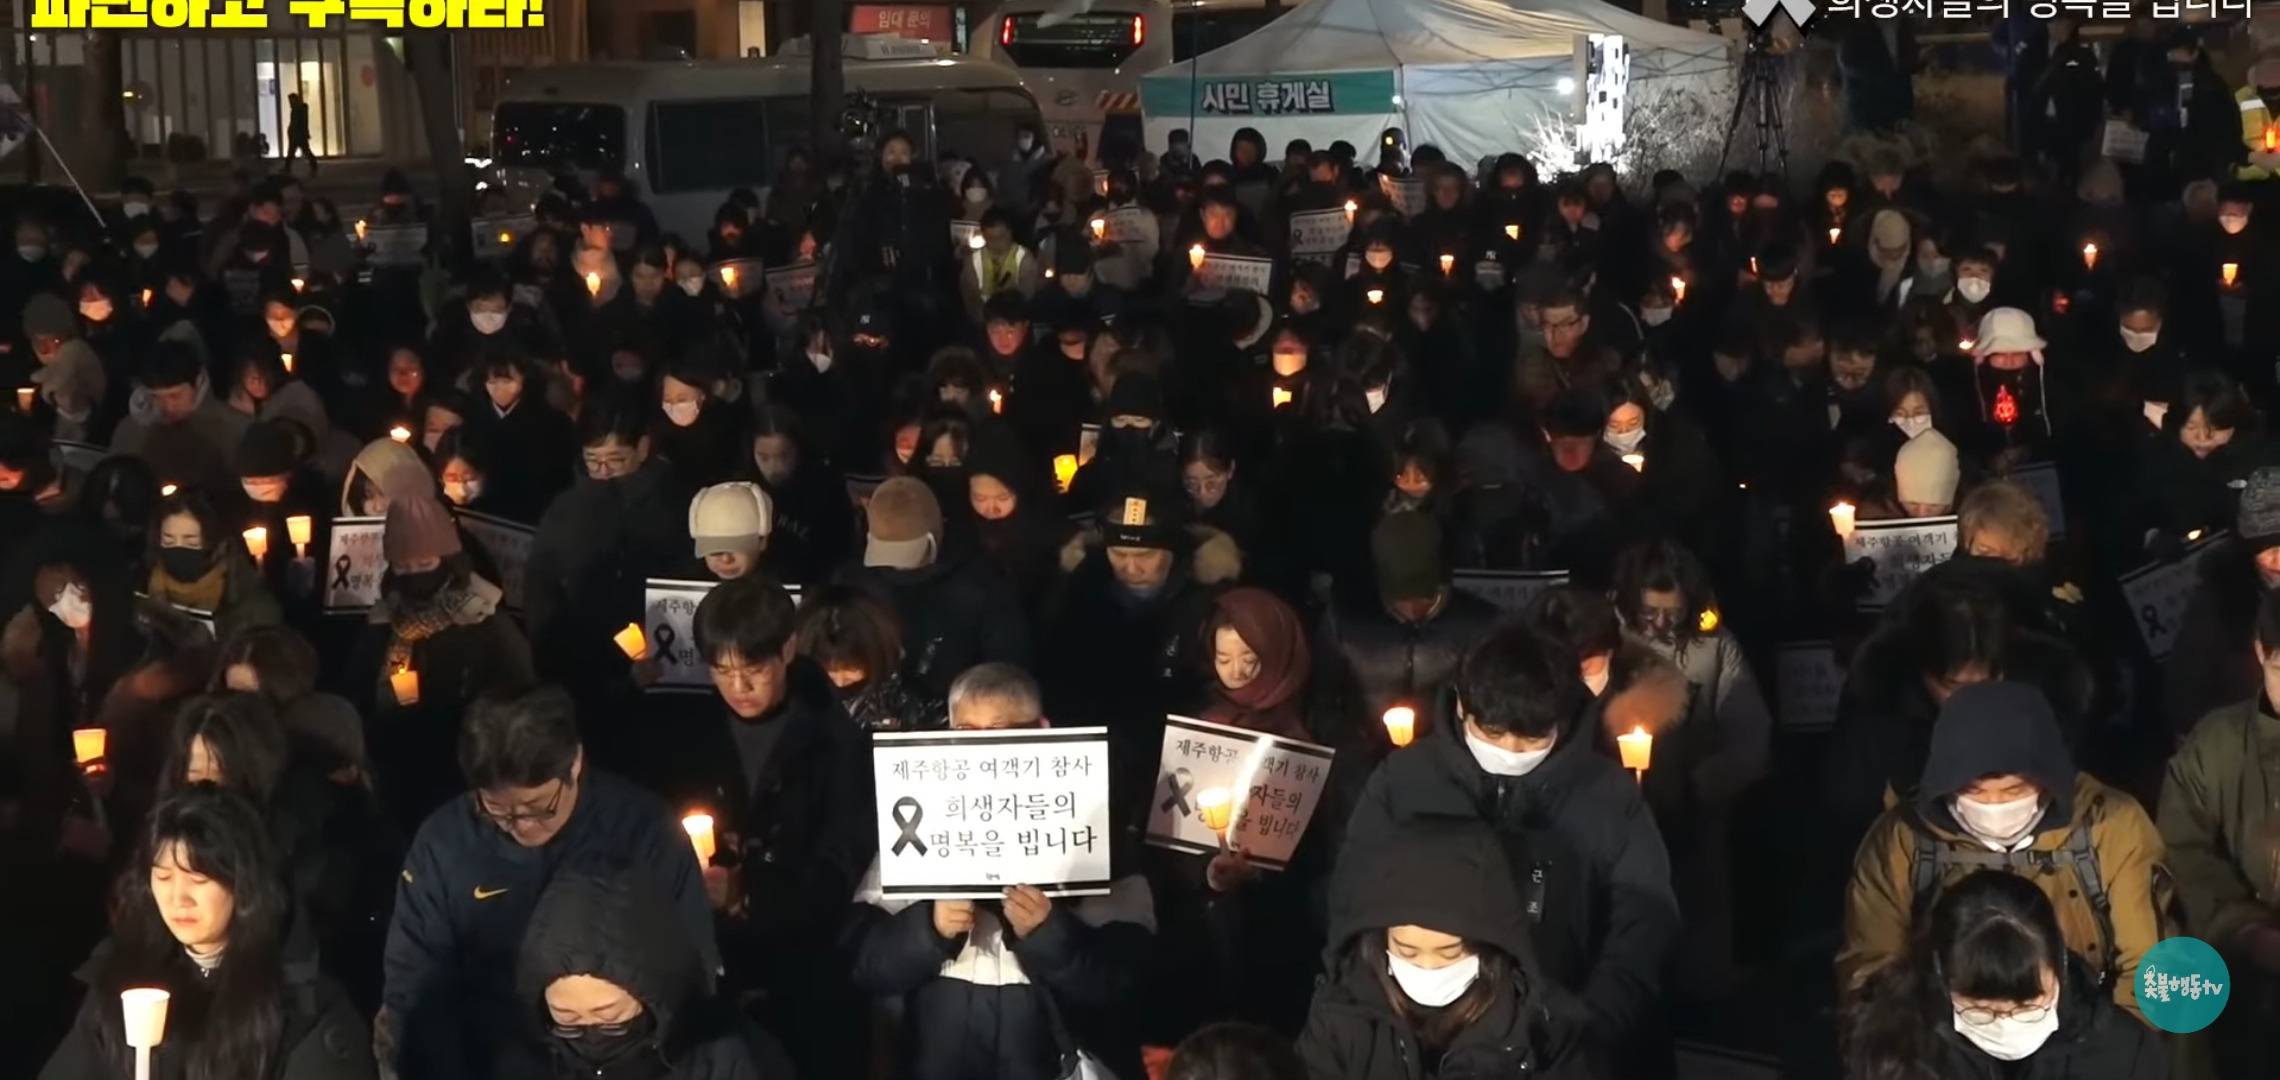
<box><xmin>455</xmin><ymin>509</ymin><xmax>534</xmax><ymax>613</ymax></box>
<box><xmin>765</xmin><ymin>261</ymin><xmax>819</xmax><ymax>312</ymax></box>
<box><xmin>1475</xmin><ymin>259</ymin><xmax>1507</xmax><ymax>291</ymax></box>
<box><xmin>1452</xmin><ymin>569</ymin><xmax>1571</xmax><ymax>615</ymax></box>
<box><xmin>871</xmin><ymin>727</ymin><xmax>1113</xmax><ymax>899</ymax></box>
<box><xmin>2119</xmin><ymin>530</ymin><xmax>2227</xmax><ymax>660</ymax></box>
<box><xmin>642</xmin><ymin>578</ymin><xmax>718</xmax><ymax>693</ymax></box>
<box><xmin>950</xmin><ymin>220</ymin><xmax>981</xmax><ymax>250</ymax></box>
<box><xmin>364</xmin><ymin>224</ymin><xmax>424</xmax><ymax>268</ymax></box>
<box><xmin>2009</xmin><ymin>462</ymin><xmax>2067</xmax><ymax>540</ymax></box>
<box><xmin>1843</xmin><ymin>515</ymin><xmax>1958</xmax><ymax>610</ymax></box>
<box><xmin>1775</xmin><ymin>642</ymin><xmax>1843</xmax><ymax>733</ymax></box>
<box><xmin>321</xmin><ymin>517</ymin><xmax>387</xmax><ymax>612</ymax></box>
<box><xmin>472</xmin><ymin>214</ymin><xmax>535</xmax><ymax>260</ymax></box>
<box><xmin>1194</xmin><ymin>254</ymin><xmax>1275</xmax><ymax>296</ymax></box>
<box><xmin>1102</xmin><ymin>206</ymin><xmax>1157</xmax><ymax>260</ymax></box>
<box><xmin>1379</xmin><ymin>174</ymin><xmax>1426</xmax><ymax>217</ymax></box>
<box><xmin>1288</xmin><ymin>209</ymin><xmax>1351</xmax><ymax>266</ymax></box>
<box><xmin>1144</xmin><ymin>715</ymin><xmax>1334</xmax><ymax>870</ymax></box>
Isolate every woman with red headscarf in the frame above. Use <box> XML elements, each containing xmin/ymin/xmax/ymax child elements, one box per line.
<box><xmin>1200</xmin><ymin>586</ymin><xmax>1316</xmax><ymax>740</ymax></box>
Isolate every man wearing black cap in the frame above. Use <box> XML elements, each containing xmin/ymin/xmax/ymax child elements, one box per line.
<box><xmin>1031</xmin><ymin>231</ymin><xmax>1128</xmax><ymax>331</ymax></box>
<box><xmin>1068</xmin><ymin>372</ymin><xmax>1175</xmax><ymax>511</ymax></box>
<box><xmin>1314</xmin><ymin>511</ymin><xmax>1499</xmax><ymax>754</ymax></box>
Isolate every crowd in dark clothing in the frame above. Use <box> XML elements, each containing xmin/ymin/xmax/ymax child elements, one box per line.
<box><xmin>7</xmin><ymin>31</ymin><xmax>2280</xmax><ymax>1078</ymax></box>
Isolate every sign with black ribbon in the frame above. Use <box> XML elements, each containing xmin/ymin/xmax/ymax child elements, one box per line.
<box><xmin>2119</xmin><ymin>529</ymin><xmax>2227</xmax><ymax>660</ymax></box>
<box><xmin>321</xmin><ymin>517</ymin><xmax>386</xmax><ymax>613</ymax></box>
<box><xmin>1143</xmin><ymin>714</ymin><xmax>1334</xmax><ymax>871</ymax></box>
<box><xmin>641</xmin><ymin>578</ymin><xmax>718</xmax><ymax>693</ymax></box>
<box><xmin>870</xmin><ymin>726</ymin><xmax>1113</xmax><ymax>899</ymax></box>
<box><xmin>454</xmin><ymin>509</ymin><xmax>534</xmax><ymax>613</ymax></box>
<box><xmin>1843</xmin><ymin>515</ymin><xmax>1958</xmax><ymax>610</ymax></box>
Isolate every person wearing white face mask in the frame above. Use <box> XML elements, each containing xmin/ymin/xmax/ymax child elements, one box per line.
<box><xmin>1949</xmin><ymin>249</ymin><xmax>1999</xmax><ymax>309</ymax></box>
<box><xmin>5</xmin><ymin>564</ymin><xmax>141</xmax><ymax>734</ymax></box>
<box><xmin>1298</xmin><ymin>819</ymin><xmax>1575</xmax><ymax>1078</ymax></box>
<box><xmin>1338</xmin><ymin>622</ymin><xmax>1678</xmax><ymax>1068</ymax></box>
<box><xmin>1842</xmin><ymin>870</ymin><xmax>2165</xmax><ymax>1080</ymax></box>
<box><xmin>1839</xmin><ymin>681</ymin><xmax>2167</xmax><ymax>1025</ymax></box>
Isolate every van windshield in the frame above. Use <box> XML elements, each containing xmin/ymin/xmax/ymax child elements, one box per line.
<box><xmin>1000</xmin><ymin>12</ymin><xmax>1144</xmax><ymax>69</ymax></box>
<box><xmin>494</xmin><ymin>102</ymin><xmax>626</xmax><ymax>170</ymax></box>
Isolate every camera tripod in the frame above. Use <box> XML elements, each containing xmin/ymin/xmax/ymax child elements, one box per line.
<box><xmin>1718</xmin><ymin>30</ymin><xmax>1790</xmax><ymax>181</ymax></box>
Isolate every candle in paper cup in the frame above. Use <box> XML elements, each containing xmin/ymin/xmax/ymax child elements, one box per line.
<box><xmin>1342</xmin><ymin>199</ymin><xmax>1358</xmax><ymax>223</ymax></box>
<box><xmin>1698</xmin><ymin>608</ymin><xmax>1721</xmax><ymax>633</ymax></box>
<box><xmin>498</xmin><ymin>230</ymin><xmax>514</xmax><ymax>245</ymax></box>
<box><xmin>388</xmin><ymin>425</ymin><xmax>412</xmax><ymax>443</ymax></box>
<box><xmin>1828</xmin><ymin>500</ymin><xmax>1857</xmax><ymax>539</ymax></box>
<box><xmin>287</xmin><ymin>515</ymin><xmax>312</xmax><ymax>555</ymax></box>
<box><xmin>390</xmin><ymin>667</ymin><xmax>421</xmax><ymax>706</ymax></box>
<box><xmin>1828</xmin><ymin>226</ymin><xmax>1841</xmax><ymax>244</ymax></box>
<box><xmin>121</xmin><ymin>987</ymin><xmax>170</xmax><ymax>1048</ymax></box>
<box><xmin>1188</xmin><ymin>243</ymin><xmax>1207</xmax><ymax>270</ymax></box>
<box><xmin>1958</xmin><ymin>338</ymin><xmax>1976</xmax><ymax>354</ymax></box>
<box><xmin>241</xmin><ymin>526</ymin><xmax>268</xmax><ymax>563</ymax></box>
<box><xmin>279</xmin><ymin>351</ymin><xmax>294</xmax><ymax>373</ymax></box>
<box><xmin>159</xmin><ymin>483</ymin><xmax>178</xmax><ymax>497</ymax></box>
<box><xmin>1052</xmin><ymin>454</ymin><xmax>1079</xmax><ymax>494</ymax></box>
<box><xmin>682</xmin><ymin>812</ymin><xmax>716</xmax><ymax>864</ymax></box>
<box><xmin>2081</xmin><ymin>242</ymin><xmax>2098</xmax><ymax>269</ymax></box>
<box><xmin>290</xmin><ymin>276</ymin><xmax>305</xmax><ymax>293</ymax></box>
<box><xmin>1439</xmin><ymin>253</ymin><xmax>1455</xmax><ymax>276</ymax></box>
<box><xmin>1621</xmin><ymin>453</ymin><xmax>1645</xmax><ymax>472</ymax></box>
<box><xmin>354</xmin><ymin>219</ymin><xmax>368</xmax><ymax>241</ymax></box>
<box><xmin>15</xmin><ymin>386</ymin><xmax>32</xmax><ymax>412</ymax></box>
<box><xmin>1504</xmin><ymin>223</ymin><xmax>1520</xmax><ymax>241</ymax></box>
<box><xmin>2223</xmin><ymin>262</ymin><xmax>2240</xmax><ymax>288</ymax></box>
<box><xmin>1617</xmin><ymin>726</ymin><xmax>1653</xmax><ymax>773</ymax></box>
<box><xmin>72</xmin><ymin>727</ymin><xmax>106</xmax><ymax>765</ymax></box>
<box><xmin>1090</xmin><ymin>217</ymin><xmax>1107</xmax><ymax>240</ymax></box>
<box><xmin>1271</xmin><ymin>386</ymin><xmax>1294</xmax><ymax>409</ymax></box>
<box><xmin>1382</xmin><ymin>706</ymin><xmax>1416</xmax><ymax>748</ymax></box>
<box><xmin>1366</xmin><ymin>287</ymin><xmax>1385</xmax><ymax>306</ymax></box>
<box><xmin>1749</xmin><ymin>256</ymin><xmax>1759</xmax><ymax>276</ymax></box>
<box><xmin>2265</xmin><ymin>124</ymin><xmax>2277</xmax><ymax>152</ymax></box>
<box><xmin>1197</xmin><ymin>787</ymin><xmax>1234</xmax><ymax>835</ymax></box>
<box><xmin>720</xmin><ymin>264</ymin><xmax>738</xmax><ymax>292</ymax></box>
<box><xmin>1669</xmin><ymin>275</ymin><xmax>1687</xmax><ymax>303</ymax></box>
<box><xmin>988</xmin><ymin>388</ymin><xmax>1004</xmax><ymax>415</ymax></box>
<box><xmin>968</xmin><ymin>232</ymin><xmax>986</xmax><ymax>250</ymax></box>
<box><xmin>583</xmin><ymin>271</ymin><xmax>602</xmax><ymax>296</ymax></box>
<box><xmin>140</xmin><ymin>288</ymin><xmax>153</xmax><ymax>308</ymax></box>
<box><xmin>614</xmin><ymin>623</ymin><xmax>649</xmax><ymax>661</ymax></box>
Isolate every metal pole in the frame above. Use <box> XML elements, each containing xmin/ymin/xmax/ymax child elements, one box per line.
<box><xmin>29</xmin><ymin>119</ymin><xmax>109</xmax><ymax>232</ymax></box>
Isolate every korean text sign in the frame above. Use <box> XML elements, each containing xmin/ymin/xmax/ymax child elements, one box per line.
<box><xmin>1144</xmin><ymin>715</ymin><xmax>1335</xmax><ymax>870</ymax></box>
<box><xmin>1843</xmin><ymin>516</ymin><xmax>1957</xmax><ymax>609</ymax></box>
<box><xmin>642</xmin><ymin>579</ymin><xmax>718</xmax><ymax>693</ymax></box>
<box><xmin>454</xmin><ymin>509</ymin><xmax>533</xmax><ymax>612</ymax></box>
<box><xmin>871</xmin><ymin>727</ymin><xmax>1113</xmax><ymax>899</ymax></box>
<box><xmin>321</xmin><ymin>517</ymin><xmax>386</xmax><ymax>612</ymax></box>
<box><xmin>1194</xmin><ymin>254</ymin><xmax>1275</xmax><ymax>296</ymax></box>
<box><xmin>1452</xmin><ymin>569</ymin><xmax>1571</xmax><ymax>615</ymax></box>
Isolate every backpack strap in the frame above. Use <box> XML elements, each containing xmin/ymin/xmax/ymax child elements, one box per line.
<box><xmin>2061</xmin><ymin>816</ymin><xmax>2117</xmax><ymax>986</ymax></box>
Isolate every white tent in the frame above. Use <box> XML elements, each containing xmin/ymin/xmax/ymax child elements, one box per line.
<box><xmin>1140</xmin><ymin>0</ymin><xmax>1733</xmax><ymax>173</ymax></box>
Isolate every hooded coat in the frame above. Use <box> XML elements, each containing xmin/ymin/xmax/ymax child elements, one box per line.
<box><xmin>510</xmin><ymin>867</ymin><xmax>794</xmax><ymax>1080</ymax></box>
<box><xmin>1337</xmin><ymin>714</ymin><xmax>1678</xmax><ymax>1057</ymax></box>
<box><xmin>1297</xmin><ymin>819</ymin><xmax>1590</xmax><ymax>1080</ymax></box>
<box><xmin>2155</xmin><ymin>694</ymin><xmax>2280</xmax><ymax>962</ymax></box>
<box><xmin>1837</xmin><ymin>682</ymin><xmax>2168</xmax><ymax>1022</ymax></box>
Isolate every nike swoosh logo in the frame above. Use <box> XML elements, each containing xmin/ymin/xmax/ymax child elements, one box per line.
<box><xmin>473</xmin><ymin>886</ymin><xmax>509</xmax><ymax>900</ymax></box>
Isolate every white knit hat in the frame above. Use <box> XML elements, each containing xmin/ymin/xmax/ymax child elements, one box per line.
<box><xmin>1972</xmin><ymin>307</ymin><xmax>2046</xmax><ymax>364</ymax></box>
<box><xmin>1895</xmin><ymin>428</ymin><xmax>1961</xmax><ymax>508</ymax></box>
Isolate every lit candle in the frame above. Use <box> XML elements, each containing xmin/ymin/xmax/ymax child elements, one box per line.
<box><xmin>583</xmin><ymin>271</ymin><xmax>602</xmax><ymax>296</ymax></box>
<box><xmin>1829</xmin><ymin>500</ymin><xmax>1857</xmax><ymax>539</ymax></box>
<box><xmin>159</xmin><ymin>483</ymin><xmax>177</xmax><ymax>497</ymax></box>
<box><xmin>1828</xmin><ymin>226</ymin><xmax>1842</xmax><ymax>245</ymax></box>
<box><xmin>290</xmin><ymin>276</ymin><xmax>304</xmax><ymax>293</ymax></box>
<box><xmin>719</xmin><ymin>264</ymin><xmax>738</xmax><ymax>292</ymax></box>
<box><xmin>1439</xmin><ymin>253</ymin><xmax>1455</xmax><ymax>277</ymax></box>
<box><xmin>614</xmin><ymin>623</ymin><xmax>648</xmax><ymax>660</ymax></box>
<box><xmin>388</xmin><ymin>425</ymin><xmax>412</xmax><ymax>443</ymax></box>
<box><xmin>286</xmin><ymin>515</ymin><xmax>312</xmax><ymax>557</ymax></box>
<box><xmin>1271</xmin><ymin>386</ymin><xmax>1294</xmax><ymax>409</ymax></box>
<box><xmin>682</xmin><ymin>812</ymin><xmax>716</xmax><ymax>864</ymax></box>
<box><xmin>281</xmin><ymin>348</ymin><xmax>299</xmax><ymax>374</ymax></box>
<box><xmin>1958</xmin><ymin>337</ymin><xmax>1976</xmax><ymax>353</ymax></box>
<box><xmin>1749</xmin><ymin>256</ymin><xmax>1759</xmax><ymax>276</ymax></box>
<box><xmin>988</xmin><ymin>388</ymin><xmax>1004</xmax><ymax>415</ymax></box>
<box><xmin>967</xmin><ymin>232</ymin><xmax>986</xmax><ymax>250</ymax></box>
<box><xmin>2223</xmin><ymin>262</ymin><xmax>2240</xmax><ymax>288</ymax></box>
<box><xmin>2081</xmin><ymin>242</ymin><xmax>2098</xmax><ymax>270</ymax></box>
<box><xmin>1043</xmin><ymin>267</ymin><xmax>1055</xmax><ymax>280</ymax></box>
<box><xmin>1670</xmin><ymin>275</ymin><xmax>1687</xmax><ymax>304</ymax></box>
<box><xmin>1382</xmin><ymin>706</ymin><xmax>1416</xmax><ymax>748</ymax></box>
<box><xmin>390</xmin><ymin>666</ymin><xmax>421</xmax><ymax>706</ymax></box>
<box><xmin>1504</xmin><ymin>223</ymin><xmax>1520</xmax><ymax>241</ymax></box>
<box><xmin>2187</xmin><ymin>528</ymin><xmax>2205</xmax><ymax>542</ymax></box>
<box><xmin>72</xmin><ymin>727</ymin><xmax>106</xmax><ymax>766</ymax></box>
<box><xmin>1052</xmin><ymin>454</ymin><xmax>1079</xmax><ymax>494</ymax></box>
<box><xmin>1621</xmin><ymin>452</ymin><xmax>1645</xmax><ymax>472</ymax></box>
<box><xmin>1617</xmin><ymin>725</ymin><xmax>1653</xmax><ymax>777</ymax></box>
<box><xmin>1366</xmin><ymin>287</ymin><xmax>1385</xmax><ymax>305</ymax></box>
<box><xmin>241</xmin><ymin>526</ymin><xmax>268</xmax><ymax>563</ymax></box>
<box><xmin>121</xmin><ymin>986</ymin><xmax>171</xmax><ymax>1080</ymax></box>
<box><xmin>1343</xmin><ymin>199</ymin><xmax>1358</xmax><ymax>224</ymax></box>
<box><xmin>1090</xmin><ymin>216</ymin><xmax>1107</xmax><ymax>240</ymax></box>
<box><xmin>15</xmin><ymin>386</ymin><xmax>32</xmax><ymax>412</ymax></box>
<box><xmin>140</xmin><ymin>287</ymin><xmax>152</xmax><ymax>308</ymax></box>
<box><xmin>1197</xmin><ymin>786</ymin><xmax>1234</xmax><ymax>841</ymax></box>
<box><xmin>497</xmin><ymin>230</ymin><xmax>514</xmax><ymax>245</ymax></box>
<box><xmin>1188</xmin><ymin>243</ymin><xmax>1207</xmax><ymax>271</ymax></box>
<box><xmin>354</xmin><ymin>219</ymin><xmax>368</xmax><ymax>241</ymax></box>
<box><xmin>2266</xmin><ymin>124</ymin><xmax>2277</xmax><ymax>152</ymax></box>
<box><xmin>1697</xmin><ymin>608</ymin><xmax>1720</xmax><ymax>633</ymax></box>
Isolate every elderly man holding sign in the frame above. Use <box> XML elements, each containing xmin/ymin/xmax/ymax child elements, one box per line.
<box><xmin>850</xmin><ymin>662</ymin><xmax>1155</xmax><ymax>1080</ymax></box>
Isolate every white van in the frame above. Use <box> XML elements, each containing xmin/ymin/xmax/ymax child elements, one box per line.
<box><xmin>491</xmin><ymin>47</ymin><xmax>1044</xmax><ymax>242</ymax></box>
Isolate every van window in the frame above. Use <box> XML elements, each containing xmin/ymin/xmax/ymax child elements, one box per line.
<box><xmin>494</xmin><ymin>102</ymin><xmax>626</xmax><ymax>170</ymax></box>
<box><xmin>649</xmin><ymin>99</ymin><xmax>772</xmax><ymax>194</ymax></box>
<box><xmin>935</xmin><ymin>89</ymin><xmax>1042</xmax><ymax>167</ymax></box>
<box><xmin>998</xmin><ymin>12</ymin><xmax>1144</xmax><ymax>69</ymax></box>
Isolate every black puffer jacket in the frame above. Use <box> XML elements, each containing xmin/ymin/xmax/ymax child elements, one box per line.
<box><xmin>1312</xmin><ymin>590</ymin><xmax>1501</xmax><ymax>753</ymax></box>
<box><xmin>511</xmin><ymin>866</ymin><xmax>795</xmax><ymax>1080</ymax></box>
<box><xmin>1298</xmin><ymin>818</ymin><xmax>1597</xmax><ymax>1079</ymax></box>
<box><xmin>836</xmin><ymin>552</ymin><xmax>1031</xmax><ymax>698</ymax></box>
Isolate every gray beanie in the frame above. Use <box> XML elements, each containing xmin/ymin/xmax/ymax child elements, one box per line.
<box><xmin>2240</xmin><ymin>467</ymin><xmax>2280</xmax><ymax>550</ymax></box>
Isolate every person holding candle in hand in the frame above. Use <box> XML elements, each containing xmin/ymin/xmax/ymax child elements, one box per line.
<box><xmin>40</xmin><ymin>786</ymin><xmax>376</xmax><ymax>1080</ymax></box>
<box><xmin>850</xmin><ymin>662</ymin><xmax>1156</xmax><ymax>1080</ymax></box>
<box><xmin>142</xmin><ymin>489</ymin><xmax>281</xmax><ymax>643</ymax></box>
<box><xmin>1338</xmin><ymin>622</ymin><xmax>1677</xmax><ymax>1071</ymax></box>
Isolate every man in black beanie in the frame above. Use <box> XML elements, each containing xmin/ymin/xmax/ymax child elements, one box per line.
<box><xmin>1314</xmin><ymin>511</ymin><xmax>1499</xmax><ymax>755</ymax></box>
<box><xmin>1068</xmin><ymin>372</ymin><xmax>1175</xmax><ymax>511</ymax></box>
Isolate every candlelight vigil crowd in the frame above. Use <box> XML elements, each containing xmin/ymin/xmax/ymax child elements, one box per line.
<box><xmin>14</xmin><ymin>38</ymin><xmax>2280</xmax><ymax>1080</ymax></box>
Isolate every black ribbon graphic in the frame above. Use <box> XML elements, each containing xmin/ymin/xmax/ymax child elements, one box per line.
<box><xmin>1159</xmin><ymin>767</ymin><xmax>1195</xmax><ymax>816</ymax></box>
<box><xmin>2139</xmin><ymin>604</ymin><xmax>2169</xmax><ymax>641</ymax></box>
<box><xmin>890</xmin><ymin>797</ymin><xmax>927</xmax><ymax>856</ymax></box>
<box><xmin>653</xmin><ymin>623</ymin><xmax>677</xmax><ymax>663</ymax></box>
<box><xmin>332</xmin><ymin>554</ymin><xmax>353</xmax><ymax>590</ymax></box>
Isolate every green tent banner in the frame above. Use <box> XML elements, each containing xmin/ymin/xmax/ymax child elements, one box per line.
<box><xmin>1140</xmin><ymin>69</ymin><xmax>1398</xmax><ymax>120</ymax></box>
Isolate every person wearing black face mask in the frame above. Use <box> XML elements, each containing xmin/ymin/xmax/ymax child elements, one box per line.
<box><xmin>511</xmin><ymin>867</ymin><xmax>794</xmax><ymax>1080</ymax></box>
<box><xmin>1067</xmin><ymin>373</ymin><xmax>1175</xmax><ymax>514</ymax></box>
<box><xmin>144</xmin><ymin>490</ymin><xmax>282</xmax><ymax>643</ymax></box>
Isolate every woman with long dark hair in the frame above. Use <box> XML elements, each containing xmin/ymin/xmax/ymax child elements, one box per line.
<box><xmin>1842</xmin><ymin>871</ymin><xmax>2164</xmax><ymax>1080</ymax></box>
<box><xmin>142</xmin><ymin>490</ymin><xmax>281</xmax><ymax>644</ymax></box>
<box><xmin>39</xmin><ymin>786</ymin><xmax>375</xmax><ymax>1080</ymax></box>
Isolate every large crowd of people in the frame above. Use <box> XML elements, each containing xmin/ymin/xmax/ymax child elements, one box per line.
<box><xmin>6</xmin><ymin>24</ymin><xmax>2280</xmax><ymax>1079</ymax></box>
